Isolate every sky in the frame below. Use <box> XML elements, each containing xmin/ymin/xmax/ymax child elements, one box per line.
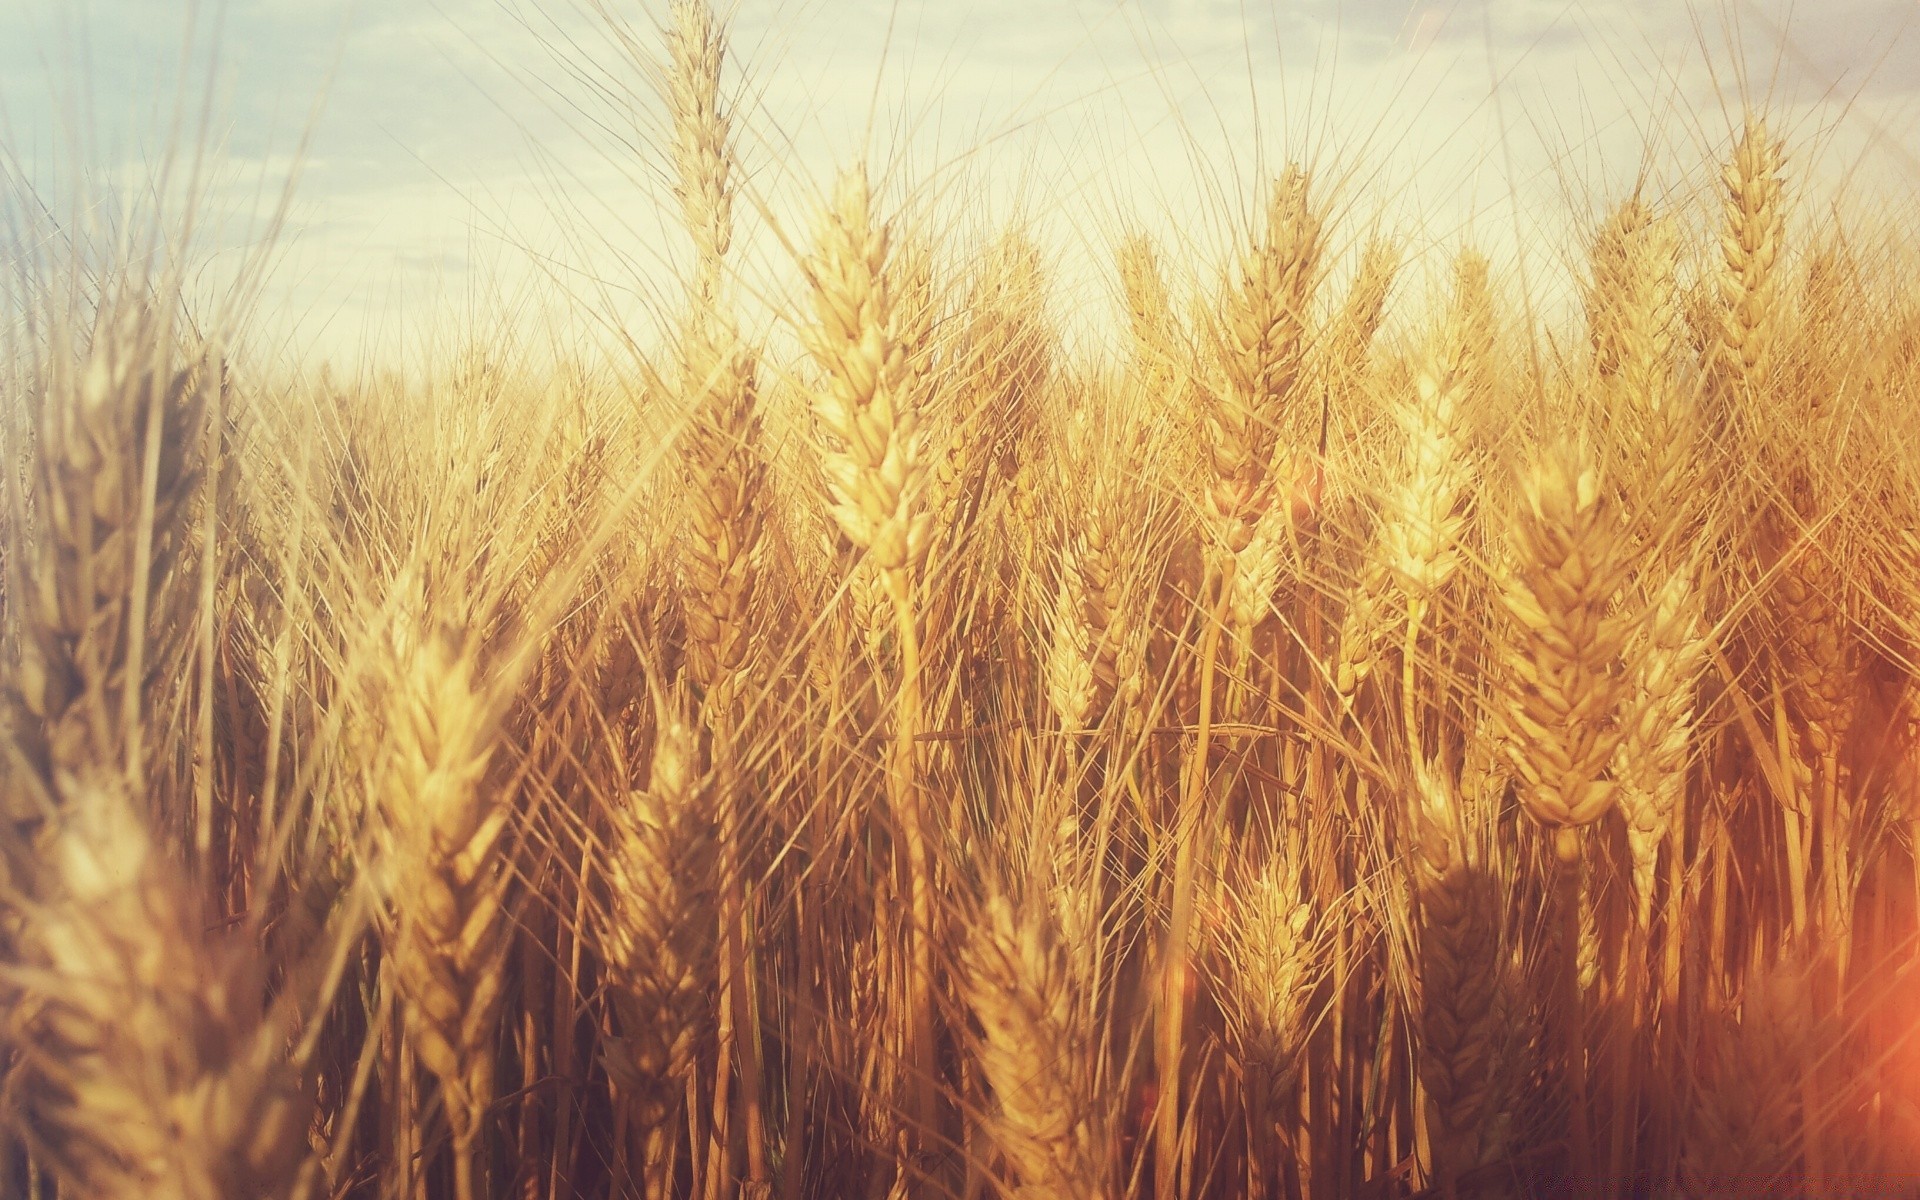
<box><xmin>3</xmin><ymin>0</ymin><xmax>1919</xmax><ymax>366</ymax></box>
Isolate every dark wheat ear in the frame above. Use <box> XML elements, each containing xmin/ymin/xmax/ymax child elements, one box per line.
<box><xmin>596</xmin><ymin>687</ymin><xmax>714</xmax><ymax>1200</ymax></box>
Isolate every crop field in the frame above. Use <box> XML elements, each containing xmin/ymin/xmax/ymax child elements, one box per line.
<box><xmin>4</xmin><ymin>2</ymin><xmax>1920</xmax><ymax>1197</ymax></box>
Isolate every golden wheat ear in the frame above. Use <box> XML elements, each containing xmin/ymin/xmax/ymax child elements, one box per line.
<box><xmin>1495</xmin><ymin>437</ymin><xmax>1636</xmax><ymax>853</ymax></box>
<box><xmin>963</xmin><ymin>891</ymin><xmax>1108</xmax><ymax>1200</ymax></box>
<box><xmin>1</xmin><ymin>770</ymin><xmax>368</xmax><ymax>1200</ymax></box>
<box><xmin>366</xmin><ymin>618</ymin><xmax>514</xmax><ymax>1200</ymax></box>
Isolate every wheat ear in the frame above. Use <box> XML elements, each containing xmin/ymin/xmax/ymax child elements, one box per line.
<box><xmin>3</xmin><ymin>299</ymin><xmax>211</xmax><ymax>845</ymax></box>
<box><xmin>1202</xmin><ymin>164</ymin><xmax>1325</xmax><ymax>554</ymax></box>
<box><xmin>964</xmin><ymin>893</ymin><xmax>1106</xmax><ymax>1200</ymax></box>
<box><xmin>1322</xmin><ymin>236</ymin><xmax>1400</xmax><ymax>417</ymax></box>
<box><xmin>800</xmin><ymin>165</ymin><xmax>940</xmax><ymax>1151</ymax></box>
<box><xmin>1406</xmin><ymin>759</ymin><xmax>1505</xmax><ymax>1195</ymax></box>
<box><xmin>1380</xmin><ymin>334</ymin><xmax>1474</xmax><ymax>752</ymax></box>
<box><xmin>1712</xmin><ymin>119</ymin><xmax>1786</xmax><ymax>402</ymax></box>
<box><xmin>1</xmin><ymin>773</ymin><xmax>317</xmax><ymax>1200</ymax></box>
<box><xmin>373</xmin><ymin>623</ymin><xmax>511</xmax><ymax>1200</ymax></box>
<box><xmin>599</xmin><ymin>692</ymin><xmax>714</xmax><ymax>1200</ymax></box>
<box><xmin>1118</xmin><ymin>232</ymin><xmax>1181</xmax><ymax>400</ymax></box>
<box><xmin>1495</xmin><ymin>438</ymin><xmax>1635</xmax><ymax>854</ymax></box>
<box><xmin>1219</xmin><ymin>856</ymin><xmax>1318</xmax><ymax>1192</ymax></box>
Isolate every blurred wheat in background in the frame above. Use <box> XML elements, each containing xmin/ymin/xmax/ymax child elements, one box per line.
<box><xmin>6</xmin><ymin>1</ymin><xmax>1920</xmax><ymax>1197</ymax></box>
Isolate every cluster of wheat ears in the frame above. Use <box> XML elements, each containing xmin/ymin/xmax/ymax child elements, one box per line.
<box><xmin>6</xmin><ymin>4</ymin><xmax>1920</xmax><ymax>1198</ymax></box>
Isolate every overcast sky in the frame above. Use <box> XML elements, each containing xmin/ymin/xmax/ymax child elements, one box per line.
<box><xmin>4</xmin><ymin>1</ymin><xmax>1918</xmax><ymax>365</ymax></box>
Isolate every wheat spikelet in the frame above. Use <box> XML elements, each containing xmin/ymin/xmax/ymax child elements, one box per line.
<box><xmin>964</xmin><ymin>893</ymin><xmax>1106</xmax><ymax>1200</ymax></box>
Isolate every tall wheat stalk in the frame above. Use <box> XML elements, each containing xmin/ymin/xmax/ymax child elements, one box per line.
<box><xmin>799</xmin><ymin>165</ymin><xmax>940</xmax><ymax>1166</ymax></box>
<box><xmin>658</xmin><ymin>3</ymin><xmax>773</xmax><ymax>1191</ymax></box>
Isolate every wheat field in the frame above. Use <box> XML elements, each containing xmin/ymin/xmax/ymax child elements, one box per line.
<box><xmin>5</xmin><ymin>3</ymin><xmax>1920</xmax><ymax>1198</ymax></box>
